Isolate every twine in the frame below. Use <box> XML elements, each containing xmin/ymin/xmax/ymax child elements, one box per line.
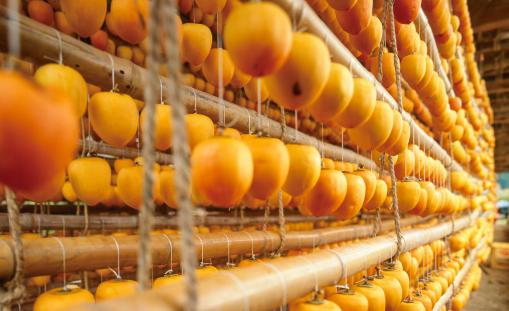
<box><xmin>386</xmin><ymin>0</ymin><xmax>404</xmax><ymax>258</ymax></box>
<box><xmin>136</xmin><ymin>0</ymin><xmax>159</xmax><ymax>291</ymax></box>
<box><xmin>275</xmin><ymin>191</ymin><xmax>287</xmax><ymax>256</ymax></box>
<box><xmin>160</xmin><ymin>1</ymin><xmax>198</xmax><ymax>306</ymax></box>
<box><xmin>0</xmin><ymin>188</ymin><xmax>25</xmax><ymax>310</ymax></box>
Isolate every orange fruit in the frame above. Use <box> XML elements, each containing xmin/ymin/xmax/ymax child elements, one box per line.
<box><xmin>109</xmin><ymin>0</ymin><xmax>148</xmax><ymax>44</ymax></box>
<box><xmin>264</xmin><ymin>32</ymin><xmax>331</xmax><ymax>110</ymax></box>
<box><xmin>300</xmin><ymin>169</ymin><xmax>347</xmax><ymax>216</ymax></box>
<box><xmin>0</xmin><ymin>72</ymin><xmax>78</xmax><ymax>192</ymax></box>
<box><xmin>242</xmin><ymin>136</ymin><xmax>290</xmax><ymax>200</ymax></box>
<box><xmin>88</xmin><ymin>92</ymin><xmax>139</xmax><ymax>147</ymax></box>
<box><xmin>60</xmin><ymin>0</ymin><xmax>107</xmax><ymax>37</ymax></box>
<box><xmin>309</xmin><ymin>63</ymin><xmax>354</xmax><ymax>122</ymax></box>
<box><xmin>282</xmin><ymin>144</ymin><xmax>321</xmax><ymax>196</ymax></box>
<box><xmin>191</xmin><ymin>137</ymin><xmax>253</xmax><ymax>207</ymax></box>
<box><xmin>223</xmin><ymin>2</ymin><xmax>292</xmax><ymax>77</ymax></box>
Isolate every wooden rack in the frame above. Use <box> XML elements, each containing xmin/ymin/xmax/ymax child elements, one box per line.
<box><xmin>0</xmin><ymin>215</ymin><xmax>430</xmax><ymax>280</ymax></box>
<box><xmin>75</xmin><ymin>211</ymin><xmax>487</xmax><ymax>311</ymax></box>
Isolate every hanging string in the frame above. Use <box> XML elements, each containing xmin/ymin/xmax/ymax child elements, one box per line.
<box><xmin>161</xmin><ymin>1</ymin><xmax>198</xmax><ymax>309</ymax></box>
<box><xmin>136</xmin><ymin>0</ymin><xmax>160</xmax><ymax>291</ymax></box>
<box><xmin>0</xmin><ymin>189</ymin><xmax>25</xmax><ymax>310</ymax></box>
<box><xmin>275</xmin><ymin>191</ymin><xmax>287</xmax><ymax>256</ymax></box>
<box><xmin>386</xmin><ymin>0</ymin><xmax>404</xmax><ymax>259</ymax></box>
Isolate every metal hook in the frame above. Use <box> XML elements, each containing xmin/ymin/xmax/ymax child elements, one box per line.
<box><xmin>52</xmin><ymin>28</ymin><xmax>63</xmax><ymax>65</ymax></box>
<box><xmin>243</xmin><ymin>231</ymin><xmax>256</xmax><ymax>260</ymax></box>
<box><xmin>195</xmin><ymin>234</ymin><xmax>205</xmax><ymax>266</ymax></box>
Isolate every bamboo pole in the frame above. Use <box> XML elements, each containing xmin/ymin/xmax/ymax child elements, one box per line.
<box><xmin>266</xmin><ymin>0</ymin><xmax>465</xmax><ymax>173</ymax></box>
<box><xmin>432</xmin><ymin>238</ymin><xmax>486</xmax><ymax>311</ymax></box>
<box><xmin>0</xmin><ymin>7</ymin><xmax>376</xmax><ymax>170</ymax></box>
<box><xmin>78</xmin><ymin>139</ymin><xmax>172</xmax><ymax>165</ymax></box>
<box><xmin>0</xmin><ymin>212</ymin><xmax>338</xmax><ymax>231</ymax></box>
<box><xmin>0</xmin><ymin>215</ymin><xmax>433</xmax><ymax>280</ymax></box>
<box><xmin>75</xmin><ymin>211</ymin><xmax>487</xmax><ymax>311</ymax></box>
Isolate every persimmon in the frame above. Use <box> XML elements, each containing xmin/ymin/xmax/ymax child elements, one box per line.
<box><xmin>159</xmin><ymin>166</ymin><xmax>177</xmax><ymax>209</ymax></box>
<box><xmin>60</xmin><ymin>0</ymin><xmax>107</xmax><ymax>37</ymax></box>
<box><xmin>327</xmin><ymin>0</ymin><xmax>358</xmax><ymax>11</ymax></box>
<box><xmin>0</xmin><ymin>72</ymin><xmax>78</xmax><ymax>192</ymax></box>
<box><xmin>54</xmin><ymin>11</ymin><xmax>74</xmax><ymax>35</ymax></box>
<box><xmin>333</xmin><ymin>172</ymin><xmax>366</xmax><ymax>220</ymax></box>
<box><xmin>117</xmin><ymin>165</ymin><xmax>161</xmax><ymax>209</ymax></box>
<box><xmin>95</xmin><ymin>279</ymin><xmax>138</xmax><ymax>301</ymax></box>
<box><xmin>387</xmin><ymin>121</ymin><xmax>410</xmax><ymax>155</ymax></box>
<box><xmin>242</xmin><ymin>136</ymin><xmax>289</xmax><ymax>200</ymax></box>
<box><xmin>350</xmin><ymin>16</ymin><xmax>383</xmax><ymax>55</ymax></box>
<box><xmin>195</xmin><ymin>0</ymin><xmax>227</xmax><ymax>14</ymax></box>
<box><xmin>383</xmin><ymin>266</ymin><xmax>410</xmax><ymax>299</ymax></box>
<box><xmin>34</xmin><ymin>287</ymin><xmax>95</xmax><ymax>311</ymax></box>
<box><xmin>34</xmin><ymin>64</ymin><xmax>88</xmax><ymax>117</ymax></box>
<box><xmin>379</xmin><ymin>110</ymin><xmax>403</xmax><ymax>152</ymax></box>
<box><xmin>202</xmin><ymin>48</ymin><xmax>235</xmax><ymax>87</ymax></box>
<box><xmin>363</xmin><ymin>179</ymin><xmax>388</xmax><ymax>211</ymax></box>
<box><xmin>348</xmin><ymin>100</ymin><xmax>394</xmax><ymax>151</ymax></box>
<box><xmin>282</xmin><ymin>144</ymin><xmax>322</xmax><ymax>196</ymax></box>
<box><xmin>185</xmin><ymin>113</ymin><xmax>215</xmax><ymax>150</ymax></box>
<box><xmin>336</xmin><ymin>0</ymin><xmax>373</xmax><ymax>35</ymax></box>
<box><xmin>394</xmin><ymin>0</ymin><xmax>422</xmax><ymax>24</ymax></box>
<box><xmin>28</xmin><ymin>0</ymin><xmax>54</xmax><ymax>26</ymax></box>
<box><xmin>328</xmin><ymin>287</ymin><xmax>369</xmax><ymax>311</ymax></box>
<box><xmin>264</xmin><ymin>32</ymin><xmax>331</xmax><ymax>110</ymax></box>
<box><xmin>334</xmin><ymin>78</ymin><xmax>376</xmax><ymax>128</ymax></box>
<box><xmin>89</xmin><ymin>92</ymin><xmax>139</xmax><ymax>147</ymax></box>
<box><xmin>61</xmin><ymin>181</ymin><xmax>77</xmax><ymax>202</ymax></box>
<box><xmin>191</xmin><ymin>137</ymin><xmax>253</xmax><ymax>207</ymax></box>
<box><xmin>369</xmin><ymin>51</ymin><xmax>396</xmax><ymax>88</ymax></box>
<box><xmin>300</xmin><ymin>169</ymin><xmax>347</xmax><ymax>216</ymax></box>
<box><xmin>21</xmin><ymin>171</ymin><xmax>65</xmax><ymax>202</ymax></box>
<box><xmin>401</xmin><ymin>54</ymin><xmax>427</xmax><ymax>87</ymax></box>
<box><xmin>181</xmin><ymin>23</ymin><xmax>212</xmax><ymax>66</ymax></box>
<box><xmin>91</xmin><ymin>30</ymin><xmax>109</xmax><ymax>51</ymax></box>
<box><xmin>371</xmin><ymin>274</ymin><xmax>403</xmax><ymax>311</ymax></box>
<box><xmin>109</xmin><ymin>0</ymin><xmax>148</xmax><ymax>44</ymax></box>
<box><xmin>231</xmin><ymin>68</ymin><xmax>252</xmax><ymax>88</ymax></box>
<box><xmin>397</xmin><ymin>180</ymin><xmax>421</xmax><ymax>212</ymax></box>
<box><xmin>223</xmin><ymin>2</ymin><xmax>292</xmax><ymax>76</ymax></box>
<box><xmin>68</xmin><ymin>157</ymin><xmax>111</xmax><ymax>206</ymax></box>
<box><xmin>244</xmin><ymin>78</ymin><xmax>269</xmax><ymax>102</ymax></box>
<box><xmin>141</xmin><ymin>104</ymin><xmax>173</xmax><ymax>151</ymax></box>
<box><xmin>353</xmin><ymin>280</ymin><xmax>386</xmax><ymax>311</ymax></box>
<box><xmin>309</xmin><ymin>63</ymin><xmax>354</xmax><ymax>122</ymax></box>
<box><xmin>395</xmin><ymin>300</ymin><xmax>426</xmax><ymax>311</ymax></box>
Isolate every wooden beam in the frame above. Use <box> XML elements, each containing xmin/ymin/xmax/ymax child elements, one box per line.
<box><xmin>0</xmin><ymin>215</ymin><xmax>429</xmax><ymax>280</ymax></box>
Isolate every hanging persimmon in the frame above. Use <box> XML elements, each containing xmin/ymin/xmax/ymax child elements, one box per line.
<box><xmin>0</xmin><ymin>71</ymin><xmax>78</xmax><ymax>193</ymax></box>
<box><xmin>60</xmin><ymin>0</ymin><xmax>107</xmax><ymax>37</ymax></box>
<box><xmin>223</xmin><ymin>2</ymin><xmax>292</xmax><ymax>77</ymax></box>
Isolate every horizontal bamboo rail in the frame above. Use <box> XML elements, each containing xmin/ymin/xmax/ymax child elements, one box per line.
<box><xmin>432</xmin><ymin>238</ymin><xmax>486</xmax><ymax>311</ymax></box>
<box><xmin>268</xmin><ymin>0</ymin><xmax>464</xmax><ymax>173</ymax></box>
<box><xmin>79</xmin><ymin>139</ymin><xmax>172</xmax><ymax>165</ymax></box>
<box><xmin>0</xmin><ymin>215</ymin><xmax>431</xmax><ymax>280</ymax></box>
<box><xmin>76</xmin><ymin>211</ymin><xmax>486</xmax><ymax>311</ymax></box>
<box><xmin>0</xmin><ymin>6</ymin><xmax>376</xmax><ymax>170</ymax></box>
<box><xmin>0</xmin><ymin>212</ymin><xmax>338</xmax><ymax>231</ymax></box>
